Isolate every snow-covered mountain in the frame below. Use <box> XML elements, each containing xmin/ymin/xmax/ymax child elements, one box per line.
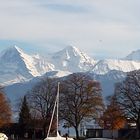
<box><xmin>124</xmin><ymin>50</ymin><xmax>140</xmax><ymax>61</ymax></box>
<box><xmin>1</xmin><ymin>45</ymin><xmax>140</xmax><ymax>91</ymax></box>
<box><xmin>92</xmin><ymin>59</ymin><xmax>140</xmax><ymax>75</ymax></box>
<box><xmin>0</xmin><ymin>46</ymin><xmax>54</xmax><ymax>85</ymax></box>
<box><xmin>49</xmin><ymin>46</ymin><xmax>96</xmax><ymax>72</ymax></box>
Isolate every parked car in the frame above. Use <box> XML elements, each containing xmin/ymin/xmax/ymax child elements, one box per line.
<box><xmin>0</xmin><ymin>133</ymin><xmax>8</xmax><ymax>140</ymax></box>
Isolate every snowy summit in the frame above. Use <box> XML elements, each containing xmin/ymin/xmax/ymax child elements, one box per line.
<box><xmin>49</xmin><ymin>45</ymin><xmax>96</xmax><ymax>72</ymax></box>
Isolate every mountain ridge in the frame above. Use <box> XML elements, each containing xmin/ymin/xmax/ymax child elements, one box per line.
<box><xmin>92</xmin><ymin>59</ymin><xmax>140</xmax><ymax>75</ymax></box>
<box><xmin>5</xmin><ymin>69</ymin><xmax>126</xmax><ymax>106</ymax></box>
<box><xmin>0</xmin><ymin>45</ymin><xmax>140</xmax><ymax>85</ymax></box>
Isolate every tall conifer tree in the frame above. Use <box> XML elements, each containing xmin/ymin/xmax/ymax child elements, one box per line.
<box><xmin>18</xmin><ymin>96</ymin><xmax>31</xmax><ymax>137</ymax></box>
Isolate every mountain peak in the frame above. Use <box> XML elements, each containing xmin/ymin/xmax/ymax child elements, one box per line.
<box><xmin>65</xmin><ymin>45</ymin><xmax>78</xmax><ymax>51</ymax></box>
<box><xmin>64</xmin><ymin>45</ymin><xmax>82</xmax><ymax>56</ymax></box>
<box><xmin>10</xmin><ymin>45</ymin><xmax>24</xmax><ymax>53</ymax></box>
<box><xmin>124</xmin><ymin>49</ymin><xmax>140</xmax><ymax>61</ymax></box>
<box><xmin>0</xmin><ymin>45</ymin><xmax>24</xmax><ymax>57</ymax></box>
<box><xmin>0</xmin><ymin>45</ymin><xmax>55</xmax><ymax>84</ymax></box>
<box><xmin>50</xmin><ymin>46</ymin><xmax>96</xmax><ymax>72</ymax></box>
<box><xmin>0</xmin><ymin>45</ymin><xmax>23</xmax><ymax>58</ymax></box>
<box><xmin>11</xmin><ymin>45</ymin><xmax>19</xmax><ymax>49</ymax></box>
<box><xmin>13</xmin><ymin>45</ymin><xmax>21</xmax><ymax>50</ymax></box>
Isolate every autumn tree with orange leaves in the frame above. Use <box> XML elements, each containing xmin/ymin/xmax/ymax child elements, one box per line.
<box><xmin>100</xmin><ymin>96</ymin><xmax>126</xmax><ymax>130</ymax></box>
<box><xmin>0</xmin><ymin>86</ymin><xmax>12</xmax><ymax>127</ymax></box>
<box><xmin>60</xmin><ymin>73</ymin><xmax>104</xmax><ymax>139</ymax></box>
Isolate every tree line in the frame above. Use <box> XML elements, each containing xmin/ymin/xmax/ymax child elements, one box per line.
<box><xmin>0</xmin><ymin>71</ymin><xmax>140</xmax><ymax>139</ymax></box>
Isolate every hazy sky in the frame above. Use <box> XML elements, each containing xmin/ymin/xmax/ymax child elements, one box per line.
<box><xmin>0</xmin><ymin>0</ymin><xmax>140</xmax><ymax>59</ymax></box>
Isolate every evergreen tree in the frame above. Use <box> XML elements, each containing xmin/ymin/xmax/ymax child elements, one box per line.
<box><xmin>18</xmin><ymin>96</ymin><xmax>31</xmax><ymax>137</ymax></box>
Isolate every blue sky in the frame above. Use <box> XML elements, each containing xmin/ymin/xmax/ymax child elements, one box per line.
<box><xmin>0</xmin><ymin>0</ymin><xmax>140</xmax><ymax>59</ymax></box>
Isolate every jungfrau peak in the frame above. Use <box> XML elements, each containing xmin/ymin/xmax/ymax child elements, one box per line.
<box><xmin>92</xmin><ymin>59</ymin><xmax>140</xmax><ymax>75</ymax></box>
<box><xmin>124</xmin><ymin>49</ymin><xmax>140</xmax><ymax>61</ymax></box>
